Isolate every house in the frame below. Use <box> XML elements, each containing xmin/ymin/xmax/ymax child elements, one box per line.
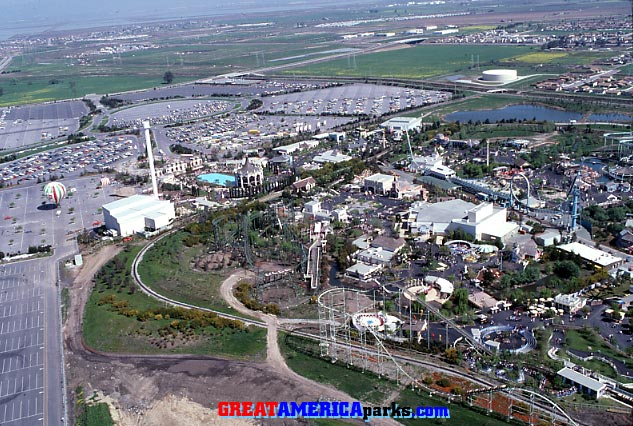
<box><xmin>616</xmin><ymin>229</ymin><xmax>633</xmax><ymax>249</ymax></box>
<box><xmin>371</xmin><ymin>236</ymin><xmax>406</xmax><ymax>254</ymax></box>
<box><xmin>511</xmin><ymin>239</ymin><xmax>541</xmax><ymax>262</ymax></box>
<box><xmin>292</xmin><ymin>177</ymin><xmax>316</xmax><ymax>193</ymax></box>
<box><xmin>346</xmin><ymin>263</ymin><xmax>382</xmax><ymax>280</ymax></box>
<box><xmin>331</xmin><ymin>208</ymin><xmax>349</xmax><ymax>223</ymax></box>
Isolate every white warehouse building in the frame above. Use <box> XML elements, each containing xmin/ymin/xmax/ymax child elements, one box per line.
<box><xmin>103</xmin><ymin>195</ymin><xmax>175</xmax><ymax>237</ymax></box>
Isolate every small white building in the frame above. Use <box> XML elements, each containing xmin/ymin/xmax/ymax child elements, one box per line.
<box><xmin>304</xmin><ymin>200</ymin><xmax>321</xmax><ymax>216</ymax></box>
<box><xmin>364</xmin><ymin>173</ymin><xmax>399</xmax><ymax>196</ymax></box>
<box><xmin>332</xmin><ymin>208</ymin><xmax>349</xmax><ymax>223</ymax></box>
<box><xmin>447</xmin><ymin>202</ymin><xmax>518</xmax><ymax>243</ymax></box>
<box><xmin>426</xmin><ymin>165</ymin><xmax>456</xmax><ymax>180</ymax></box>
<box><xmin>557</xmin><ymin>367</ymin><xmax>606</xmax><ymax>399</ymax></box>
<box><xmin>346</xmin><ymin>262</ymin><xmax>382</xmax><ymax>280</ymax></box>
<box><xmin>313</xmin><ymin>150</ymin><xmax>352</xmax><ymax>164</ymax></box>
<box><xmin>557</xmin><ymin>242</ymin><xmax>623</xmax><ymax>269</ymax></box>
<box><xmin>381</xmin><ymin>116</ymin><xmax>422</xmax><ymax>133</ymax></box>
<box><xmin>103</xmin><ymin>195</ymin><xmax>175</xmax><ymax>237</ymax></box>
<box><xmin>554</xmin><ymin>293</ymin><xmax>586</xmax><ymax>314</ymax></box>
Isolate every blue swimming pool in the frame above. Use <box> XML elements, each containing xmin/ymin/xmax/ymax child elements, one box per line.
<box><xmin>197</xmin><ymin>173</ymin><xmax>236</xmax><ymax>187</ymax></box>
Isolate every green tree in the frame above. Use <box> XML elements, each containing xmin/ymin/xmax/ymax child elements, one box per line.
<box><xmin>163</xmin><ymin>71</ymin><xmax>174</xmax><ymax>84</ymax></box>
<box><xmin>553</xmin><ymin>260</ymin><xmax>581</xmax><ymax>279</ymax></box>
<box><xmin>452</xmin><ymin>288</ymin><xmax>469</xmax><ymax>315</ymax></box>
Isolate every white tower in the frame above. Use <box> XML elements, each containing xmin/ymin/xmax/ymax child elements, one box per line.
<box><xmin>143</xmin><ymin>120</ymin><xmax>160</xmax><ymax>199</ymax></box>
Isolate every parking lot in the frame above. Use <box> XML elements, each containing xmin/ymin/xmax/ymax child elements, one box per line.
<box><xmin>110</xmin><ymin>99</ymin><xmax>234</xmax><ymax>127</ymax></box>
<box><xmin>0</xmin><ymin>176</ymin><xmax>118</xmax><ymax>255</ymax></box>
<box><xmin>112</xmin><ymin>80</ymin><xmax>337</xmax><ymax>102</ymax></box>
<box><xmin>163</xmin><ymin>113</ymin><xmax>349</xmax><ymax>154</ymax></box>
<box><xmin>1</xmin><ymin>136</ymin><xmax>140</xmax><ymax>186</ymax></box>
<box><xmin>0</xmin><ymin>264</ymin><xmax>45</xmax><ymax>426</ymax></box>
<box><xmin>260</xmin><ymin>84</ymin><xmax>451</xmax><ymax>116</ymax></box>
<box><xmin>0</xmin><ymin>117</ymin><xmax>79</xmax><ymax>151</ymax></box>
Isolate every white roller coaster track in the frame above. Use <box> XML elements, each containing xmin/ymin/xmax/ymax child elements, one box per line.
<box><xmin>317</xmin><ymin>288</ymin><xmax>580</xmax><ymax>426</ymax></box>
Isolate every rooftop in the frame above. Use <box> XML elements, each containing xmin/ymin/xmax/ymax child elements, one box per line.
<box><xmin>558</xmin><ymin>242</ymin><xmax>623</xmax><ymax>267</ymax></box>
<box><xmin>412</xmin><ymin>199</ymin><xmax>476</xmax><ymax>224</ymax></box>
<box><xmin>557</xmin><ymin>367</ymin><xmax>606</xmax><ymax>393</ymax></box>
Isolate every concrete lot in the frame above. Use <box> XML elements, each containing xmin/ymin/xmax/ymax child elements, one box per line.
<box><xmin>0</xmin><ymin>264</ymin><xmax>45</xmax><ymax>426</ymax></box>
<box><xmin>4</xmin><ymin>102</ymin><xmax>87</xmax><ymax>121</ymax></box>
<box><xmin>0</xmin><ymin>176</ymin><xmax>117</xmax><ymax>255</ymax></box>
<box><xmin>0</xmin><ymin>118</ymin><xmax>79</xmax><ymax>151</ymax></box>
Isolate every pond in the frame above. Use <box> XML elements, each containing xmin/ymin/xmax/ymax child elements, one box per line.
<box><xmin>445</xmin><ymin>104</ymin><xmax>632</xmax><ymax>123</ymax></box>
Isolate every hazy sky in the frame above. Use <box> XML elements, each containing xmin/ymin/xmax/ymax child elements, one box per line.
<box><xmin>1</xmin><ymin>0</ymin><xmax>360</xmax><ymax>39</ymax></box>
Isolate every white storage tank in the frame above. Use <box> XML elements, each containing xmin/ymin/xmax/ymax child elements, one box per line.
<box><xmin>482</xmin><ymin>69</ymin><xmax>518</xmax><ymax>83</ymax></box>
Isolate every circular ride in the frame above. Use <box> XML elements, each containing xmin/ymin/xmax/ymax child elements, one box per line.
<box><xmin>478</xmin><ymin>325</ymin><xmax>535</xmax><ymax>354</ymax></box>
<box><xmin>43</xmin><ymin>181</ymin><xmax>67</xmax><ymax>206</ymax></box>
<box><xmin>351</xmin><ymin>312</ymin><xmax>402</xmax><ymax>335</ymax></box>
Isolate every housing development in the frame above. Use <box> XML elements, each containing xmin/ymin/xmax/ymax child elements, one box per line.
<box><xmin>0</xmin><ymin>0</ymin><xmax>632</xmax><ymax>425</ymax></box>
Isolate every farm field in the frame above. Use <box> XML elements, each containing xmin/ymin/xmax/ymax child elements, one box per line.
<box><xmin>281</xmin><ymin>45</ymin><xmax>533</xmax><ymax>79</ymax></box>
<box><xmin>0</xmin><ymin>35</ymin><xmax>345</xmax><ymax>106</ymax></box>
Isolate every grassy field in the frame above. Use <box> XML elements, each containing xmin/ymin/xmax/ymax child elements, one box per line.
<box><xmin>396</xmin><ymin>389</ymin><xmax>515</xmax><ymax>426</ymax></box>
<box><xmin>563</xmin><ymin>328</ymin><xmax>633</xmax><ymax>380</ymax></box>
<box><xmin>83</xmin><ymin>245</ymin><xmax>266</xmax><ymax>359</ymax></box>
<box><xmin>136</xmin><ymin>232</ymin><xmax>244</xmax><ymax>316</ymax></box>
<box><xmin>0</xmin><ymin>35</ymin><xmax>341</xmax><ymax>106</ymax></box>
<box><xmin>281</xmin><ymin>45</ymin><xmax>532</xmax><ymax>79</ymax></box>
<box><xmin>422</xmin><ymin>94</ymin><xmax>521</xmax><ymax>121</ymax></box>
<box><xmin>279</xmin><ymin>333</ymin><xmax>517</xmax><ymax>424</ymax></box>
<box><xmin>83</xmin><ymin>404</ymin><xmax>114</xmax><ymax>426</ymax></box>
<box><xmin>279</xmin><ymin>333</ymin><xmax>397</xmax><ymax>405</ymax></box>
<box><xmin>510</xmin><ymin>51</ymin><xmax>569</xmax><ymax>64</ymax></box>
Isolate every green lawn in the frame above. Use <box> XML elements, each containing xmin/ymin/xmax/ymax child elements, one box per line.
<box><xmin>281</xmin><ymin>45</ymin><xmax>532</xmax><ymax>79</ymax></box>
<box><xmin>84</xmin><ymin>404</ymin><xmax>115</xmax><ymax>426</ymax></box>
<box><xmin>136</xmin><ymin>232</ymin><xmax>243</xmax><ymax>316</ymax></box>
<box><xmin>83</xmin><ymin>246</ymin><xmax>266</xmax><ymax>359</ymax></box>
<box><xmin>279</xmin><ymin>333</ymin><xmax>397</xmax><ymax>405</ymax></box>
<box><xmin>396</xmin><ymin>389</ymin><xmax>516</xmax><ymax>426</ymax></box>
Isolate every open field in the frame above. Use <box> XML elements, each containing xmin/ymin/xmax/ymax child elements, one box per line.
<box><xmin>396</xmin><ymin>389</ymin><xmax>516</xmax><ymax>426</ymax></box>
<box><xmin>282</xmin><ymin>45</ymin><xmax>533</xmax><ymax>79</ymax></box>
<box><xmin>279</xmin><ymin>333</ymin><xmax>398</xmax><ymax>405</ymax></box>
<box><xmin>0</xmin><ymin>35</ymin><xmax>343</xmax><ymax>106</ymax></box>
<box><xmin>421</xmin><ymin>94</ymin><xmax>521</xmax><ymax>121</ymax></box>
<box><xmin>84</xmin><ymin>246</ymin><xmax>266</xmax><ymax>359</ymax></box>
<box><xmin>136</xmin><ymin>231</ymin><xmax>248</xmax><ymax>316</ymax></box>
<box><xmin>510</xmin><ymin>51</ymin><xmax>569</xmax><ymax>64</ymax></box>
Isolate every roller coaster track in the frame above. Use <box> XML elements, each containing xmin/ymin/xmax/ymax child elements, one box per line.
<box><xmin>131</xmin><ymin>238</ymin><xmax>586</xmax><ymax>426</ymax></box>
<box><xmin>402</xmin><ymin>287</ymin><xmax>490</xmax><ymax>353</ymax></box>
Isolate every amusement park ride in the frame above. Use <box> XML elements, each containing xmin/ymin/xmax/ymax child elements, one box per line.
<box><xmin>314</xmin><ymin>287</ymin><xmax>579</xmax><ymax>426</ymax></box>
